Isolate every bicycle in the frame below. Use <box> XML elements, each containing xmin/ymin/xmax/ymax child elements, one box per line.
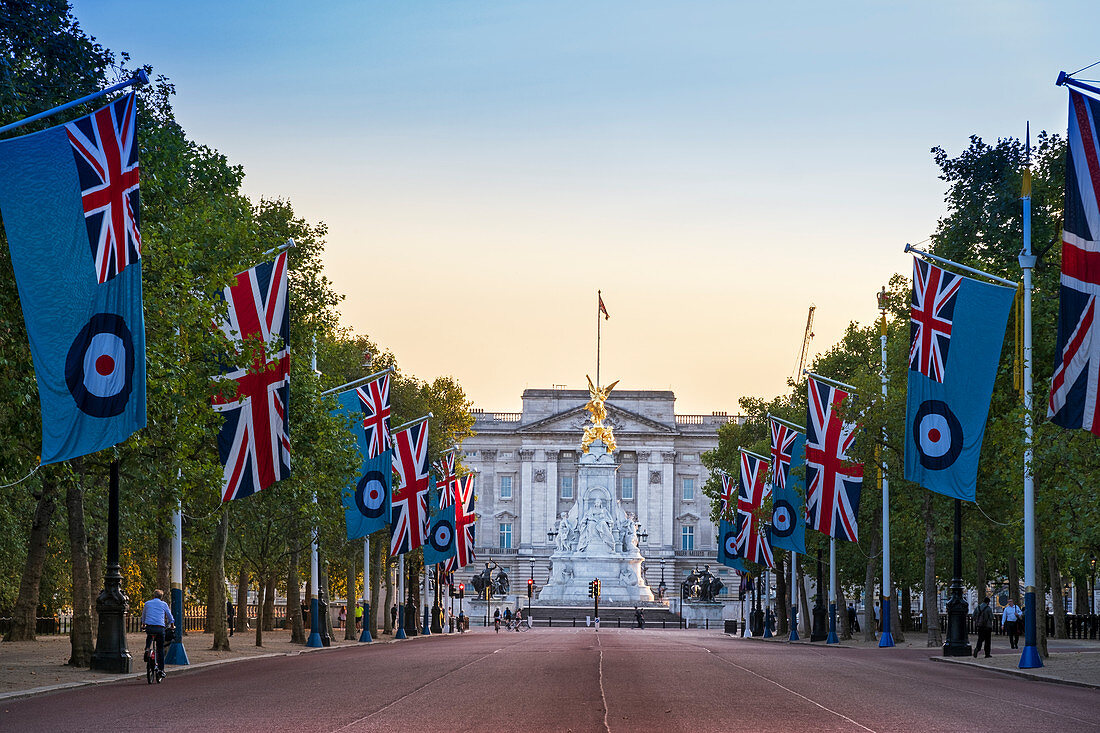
<box><xmin>144</xmin><ymin>624</ymin><xmax>174</xmax><ymax>684</ymax></box>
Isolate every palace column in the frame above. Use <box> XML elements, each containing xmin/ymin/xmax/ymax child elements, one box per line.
<box><xmin>544</xmin><ymin>451</ymin><xmax>559</xmax><ymax>552</ymax></box>
<box><xmin>661</xmin><ymin>451</ymin><xmax>676</xmax><ymax>553</ymax></box>
<box><xmin>637</xmin><ymin>451</ymin><xmax>652</xmax><ymax>546</ymax></box>
<box><xmin>519</xmin><ymin>449</ymin><xmax>534</xmax><ymax>548</ymax></box>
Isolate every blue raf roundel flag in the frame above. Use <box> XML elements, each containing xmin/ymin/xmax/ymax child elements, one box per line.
<box><xmin>65</xmin><ymin>313</ymin><xmax>135</xmax><ymax>418</ymax></box>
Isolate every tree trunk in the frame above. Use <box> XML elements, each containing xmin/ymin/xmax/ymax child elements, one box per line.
<box><xmin>1048</xmin><ymin>552</ymin><xmax>1067</xmax><ymax>639</ymax></box>
<box><xmin>797</xmin><ymin>559</ymin><xmax>811</xmax><ymax>637</ymax></box>
<box><xmin>1075</xmin><ymin>574</ymin><xmax>1089</xmax><ymax>615</ymax></box>
<box><xmin>975</xmin><ymin>546</ymin><xmax>987</xmax><ymax>606</ymax></box>
<box><xmin>207</xmin><ymin>508</ymin><xmax>230</xmax><ymax>651</ymax></box>
<box><xmin>923</xmin><ymin>493</ymin><xmax>941</xmax><ymax>647</ymax></box>
<box><xmin>236</xmin><ymin>566</ymin><xmax>249</xmax><ymax>634</ymax></box>
<box><xmin>837</xmin><ymin>583</ymin><xmax>850</xmax><ymax>640</ymax></box>
<box><xmin>287</xmin><ymin>549</ymin><xmax>305</xmax><ymax>644</ymax></box>
<box><xmin>383</xmin><ymin>555</ymin><xmax>394</xmax><ymax>634</ymax></box>
<box><xmin>262</xmin><ymin>573</ymin><xmax>276</xmax><ymax>632</ymax></box>
<box><xmin>889</xmin><ymin>571</ymin><xmax>905</xmax><ymax>643</ymax></box>
<box><xmin>320</xmin><ymin>567</ymin><xmax>335</xmax><ymax>639</ymax></box>
<box><xmin>775</xmin><ymin>553</ymin><xmax>788</xmax><ymax>637</ymax></box>
<box><xmin>65</xmin><ymin>481</ymin><xmax>94</xmax><ymax>667</ymax></box>
<box><xmin>5</xmin><ymin>478</ymin><xmax>58</xmax><ymax>642</ymax></box>
<box><xmin>863</xmin><ymin>533</ymin><xmax>879</xmax><ymax>642</ymax></box>
<box><xmin>1008</xmin><ymin>556</ymin><xmax>1020</xmax><ymax>605</ymax></box>
<box><xmin>346</xmin><ymin>541</ymin><xmax>358</xmax><ymax>640</ymax></box>
<box><xmin>156</xmin><ymin>524</ymin><xmax>172</xmax><ymax>598</ymax></box>
<box><xmin>901</xmin><ymin>585</ymin><xmax>912</xmax><ymax>632</ymax></box>
<box><xmin>254</xmin><ymin>574</ymin><xmax>266</xmax><ymax>647</ymax></box>
<box><xmin>88</xmin><ymin>530</ymin><xmax>104</xmax><ymax>633</ymax></box>
<box><xmin>370</xmin><ymin>542</ymin><xmax>382</xmax><ymax>637</ymax></box>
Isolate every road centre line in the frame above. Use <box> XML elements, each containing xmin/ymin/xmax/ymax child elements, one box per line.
<box><xmin>596</xmin><ymin>632</ymin><xmax>611</xmax><ymax>733</ymax></box>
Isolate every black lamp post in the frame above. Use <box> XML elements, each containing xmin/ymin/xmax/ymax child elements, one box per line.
<box><xmin>430</xmin><ymin>565</ymin><xmax>443</xmax><ymax>634</ymax></box>
<box><xmin>659</xmin><ymin>558</ymin><xmax>666</xmax><ymax>600</ymax></box>
<box><xmin>91</xmin><ymin>461</ymin><xmax>131</xmax><ymax>673</ymax></box>
<box><xmin>943</xmin><ymin>499</ymin><xmax>972</xmax><ymax>656</ymax></box>
<box><xmin>1091</xmin><ymin>558</ymin><xmax>1096</xmax><ymax>616</ymax></box>
<box><xmin>811</xmin><ymin>548</ymin><xmax>827</xmax><ymax>641</ymax></box>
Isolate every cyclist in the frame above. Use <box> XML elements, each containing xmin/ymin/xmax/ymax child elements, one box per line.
<box><xmin>142</xmin><ymin>589</ymin><xmax>175</xmax><ymax>680</ymax></box>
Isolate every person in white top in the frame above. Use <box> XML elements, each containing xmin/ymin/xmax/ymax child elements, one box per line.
<box><xmin>141</xmin><ymin>589</ymin><xmax>175</xmax><ymax>678</ymax></box>
<box><xmin>1002</xmin><ymin>600</ymin><xmax>1023</xmax><ymax>650</ymax></box>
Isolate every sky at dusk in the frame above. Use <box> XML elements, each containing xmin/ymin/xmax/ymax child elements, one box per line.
<box><xmin>72</xmin><ymin>0</ymin><xmax>1100</xmax><ymax>414</ymax></box>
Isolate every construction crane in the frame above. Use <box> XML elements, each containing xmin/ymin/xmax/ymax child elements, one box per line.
<box><xmin>793</xmin><ymin>305</ymin><xmax>816</xmax><ymax>381</ymax></box>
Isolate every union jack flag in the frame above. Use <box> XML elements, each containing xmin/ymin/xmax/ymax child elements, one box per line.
<box><xmin>805</xmin><ymin>377</ymin><xmax>863</xmax><ymax>542</ymax></box>
<box><xmin>718</xmin><ymin>472</ymin><xmax>736</xmax><ymax>519</ymax></box>
<box><xmin>65</xmin><ymin>92</ymin><xmax>141</xmax><ymax>284</ymax></box>
<box><xmin>769</xmin><ymin>419</ymin><xmax>799</xmax><ymax>490</ymax></box>
<box><xmin>1049</xmin><ymin>89</ymin><xmax>1100</xmax><ymax>436</ymax></box>
<box><xmin>436</xmin><ymin>451</ymin><xmax>457</xmax><ymax>509</ymax></box>
<box><xmin>734</xmin><ymin>451</ymin><xmax>774</xmax><ymax>569</ymax></box>
<box><xmin>909</xmin><ymin>258</ymin><xmax>961</xmax><ymax>383</ymax></box>
<box><xmin>212</xmin><ymin>252</ymin><xmax>290</xmax><ymax>502</ymax></box>
<box><xmin>355</xmin><ymin>374</ymin><xmax>391</xmax><ymax>458</ymax></box>
<box><xmin>390</xmin><ymin>420</ymin><xmax>431</xmax><ymax>556</ymax></box>
<box><xmin>445</xmin><ymin>474</ymin><xmax>476</xmax><ymax>571</ymax></box>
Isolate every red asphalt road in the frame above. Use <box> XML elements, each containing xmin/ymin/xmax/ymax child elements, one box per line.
<box><xmin>2</xmin><ymin>629</ymin><xmax>1097</xmax><ymax>732</ymax></box>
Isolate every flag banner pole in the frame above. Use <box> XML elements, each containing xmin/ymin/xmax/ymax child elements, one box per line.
<box><xmin>904</xmin><ymin>244</ymin><xmax>1017</xmax><ymax>288</ymax></box>
<box><xmin>164</xmin><ymin>495</ymin><xmax>189</xmax><ymax>665</ymax></box>
<box><xmin>766</xmin><ymin>413</ymin><xmax>806</xmax><ymax>433</ymax></box>
<box><xmin>878</xmin><ymin>291</ymin><xmax>895</xmax><ymax>648</ymax></box>
<box><xmin>391</xmin><ymin>413</ymin><xmax>432</xmax><ymax>433</ymax></box>
<box><xmin>0</xmin><ymin>70</ymin><xmax>149</xmax><ymax>137</ymax></box>
<box><xmin>1056</xmin><ymin>71</ymin><xmax>1100</xmax><ymax>98</ymax></box>
<box><xmin>826</xmin><ymin>537</ymin><xmax>839</xmax><ymax>643</ymax></box>
<box><xmin>1018</xmin><ymin>124</ymin><xmax>1041</xmax><ymax>669</ymax></box>
<box><xmin>803</xmin><ymin>370</ymin><xmax>857</xmax><ymax>393</ymax></box>
<box><xmin>738</xmin><ymin>447</ymin><xmax>771</xmax><ymax>463</ymax></box>
<box><xmin>320</xmin><ymin>367</ymin><xmax>394</xmax><ymax>396</ymax></box>
<box><xmin>261</xmin><ymin>237</ymin><xmax>296</xmax><ymax>258</ymax></box>
<box><xmin>395</xmin><ymin>556</ymin><xmax>407</xmax><ymax>639</ymax></box>
<box><xmin>788</xmin><ymin>551</ymin><xmax>799</xmax><ymax>641</ymax></box>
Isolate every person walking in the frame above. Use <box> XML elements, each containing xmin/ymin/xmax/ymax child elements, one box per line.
<box><xmin>873</xmin><ymin>601</ymin><xmax>881</xmax><ymax>632</ymax></box>
<box><xmin>847</xmin><ymin>603</ymin><xmax>860</xmax><ymax>633</ymax></box>
<box><xmin>974</xmin><ymin>596</ymin><xmax>994</xmax><ymax>658</ymax></box>
<box><xmin>1002</xmin><ymin>599</ymin><xmax>1023</xmax><ymax>650</ymax></box>
<box><xmin>226</xmin><ymin>599</ymin><xmax>235</xmax><ymax>637</ymax></box>
<box><xmin>390</xmin><ymin>604</ymin><xmax>398</xmax><ymax>629</ymax></box>
<box><xmin>634</xmin><ymin>607</ymin><xmax>645</xmax><ymax>630</ymax></box>
<box><xmin>337</xmin><ymin>605</ymin><xmax>346</xmax><ymax>629</ymax></box>
<box><xmin>355</xmin><ymin>601</ymin><xmax>364</xmax><ymax>632</ymax></box>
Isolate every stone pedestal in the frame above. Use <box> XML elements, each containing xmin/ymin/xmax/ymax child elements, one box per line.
<box><xmin>681</xmin><ymin>601</ymin><xmax>723</xmax><ymax>629</ymax></box>
<box><xmin>539</xmin><ymin>441</ymin><xmax>655</xmax><ymax>603</ymax></box>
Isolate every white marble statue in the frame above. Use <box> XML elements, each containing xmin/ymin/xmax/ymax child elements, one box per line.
<box><xmin>578</xmin><ymin>499</ymin><xmax>615</xmax><ymax>553</ymax></box>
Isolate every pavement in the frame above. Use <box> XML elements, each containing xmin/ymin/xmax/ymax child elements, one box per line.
<box><xmin>2</xmin><ymin>628</ymin><xmax>1098</xmax><ymax>732</ymax></box>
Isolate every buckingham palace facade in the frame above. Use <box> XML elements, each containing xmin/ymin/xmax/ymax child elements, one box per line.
<box><xmin>453</xmin><ymin>388</ymin><xmax>742</xmax><ymax>601</ymax></box>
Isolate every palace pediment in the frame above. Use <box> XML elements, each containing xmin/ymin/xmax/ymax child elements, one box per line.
<box><xmin>516</xmin><ymin>404</ymin><xmax>677</xmax><ymax>436</ymax></box>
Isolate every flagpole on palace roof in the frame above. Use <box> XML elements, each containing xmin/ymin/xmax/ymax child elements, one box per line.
<box><xmin>596</xmin><ymin>291</ymin><xmax>602</xmax><ymax>388</ymax></box>
<box><xmin>0</xmin><ymin>69</ymin><xmax>149</xmax><ymax>137</ymax></box>
<box><xmin>1018</xmin><ymin>123</ymin><xmax>1042</xmax><ymax>669</ymax></box>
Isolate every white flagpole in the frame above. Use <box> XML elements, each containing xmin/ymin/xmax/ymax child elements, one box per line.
<box><xmin>1019</xmin><ymin>127</ymin><xmax>1041</xmax><ymax>669</ymax></box>
<box><xmin>827</xmin><ymin>537</ymin><xmax>838</xmax><ymax>643</ymax></box>
<box><xmin>359</xmin><ymin>537</ymin><xmax>372</xmax><ymax>642</ymax></box>
<box><xmin>307</xmin><ymin>341</ymin><xmax>323</xmax><ymax>648</ymax></box>
<box><xmin>879</xmin><ymin>288</ymin><xmax>895</xmax><ymax>648</ymax></box>
<box><xmin>396</xmin><ymin>555</ymin><xmax>407</xmax><ymax>639</ymax></box>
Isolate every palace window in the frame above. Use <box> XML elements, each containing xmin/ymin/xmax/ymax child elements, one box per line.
<box><xmin>681</xmin><ymin>525</ymin><xmax>695</xmax><ymax>551</ymax></box>
<box><xmin>621</xmin><ymin>476</ymin><xmax>634</xmax><ymax>501</ymax></box>
<box><xmin>500</xmin><ymin>475</ymin><xmax>513</xmax><ymax>499</ymax></box>
<box><xmin>499</xmin><ymin>522</ymin><xmax>512</xmax><ymax>549</ymax></box>
<box><xmin>682</xmin><ymin>477</ymin><xmax>695</xmax><ymax>501</ymax></box>
<box><xmin>561</xmin><ymin>475</ymin><xmax>573</xmax><ymax>499</ymax></box>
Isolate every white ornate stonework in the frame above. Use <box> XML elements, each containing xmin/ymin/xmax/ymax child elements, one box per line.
<box><xmin>539</xmin><ymin>441</ymin><xmax>652</xmax><ymax>602</ymax></box>
<box><xmin>456</xmin><ymin>388</ymin><xmax>742</xmax><ymax>609</ymax></box>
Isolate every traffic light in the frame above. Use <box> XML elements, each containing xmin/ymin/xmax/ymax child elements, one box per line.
<box><xmin>457</xmin><ymin>583</ymin><xmax>465</xmax><ymax>599</ymax></box>
<box><xmin>588</xmin><ymin>580</ymin><xmax>595</xmax><ymax>598</ymax></box>
<box><xmin>527</xmin><ymin>578</ymin><xmax>534</xmax><ymax>599</ymax></box>
<box><xmin>593</xmin><ymin>578</ymin><xmax>601</xmax><ymax>597</ymax></box>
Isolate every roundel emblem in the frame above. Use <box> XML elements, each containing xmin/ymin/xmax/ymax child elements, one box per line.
<box><xmin>65</xmin><ymin>313</ymin><xmax>135</xmax><ymax>418</ymax></box>
<box><xmin>771</xmin><ymin>499</ymin><xmax>796</xmax><ymax>538</ymax></box>
<box><xmin>723</xmin><ymin>530</ymin><xmax>739</xmax><ymax>558</ymax></box>
<box><xmin>431</xmin><ymin>519</ymin><xmax>455</xmax><ymax>552</ymax></box>
<box><xmin>355</xmin><ymin>470</ymin><xmax>388</xmax><ymax>519</ymax></box>
<box><xmin>912</xmin><ymin>399</ymin><xmax>963</xmax><ymax>470</ymax></box>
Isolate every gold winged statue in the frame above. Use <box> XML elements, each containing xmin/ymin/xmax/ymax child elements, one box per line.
<box><xmin>581</xmin><ymin>376</ymin><xmax>619</xmax><ymax>453</ymax></box>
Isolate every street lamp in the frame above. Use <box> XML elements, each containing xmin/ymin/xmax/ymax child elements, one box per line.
<box><xmin>659</xmin><ymin>559</ymin><xmax>667</xmax><ymax>600</ymax></box>
<box><xmin>1091</xmin><ymin>557</ymin><xmax>1096</xmax><ymax>616</ymax></box>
